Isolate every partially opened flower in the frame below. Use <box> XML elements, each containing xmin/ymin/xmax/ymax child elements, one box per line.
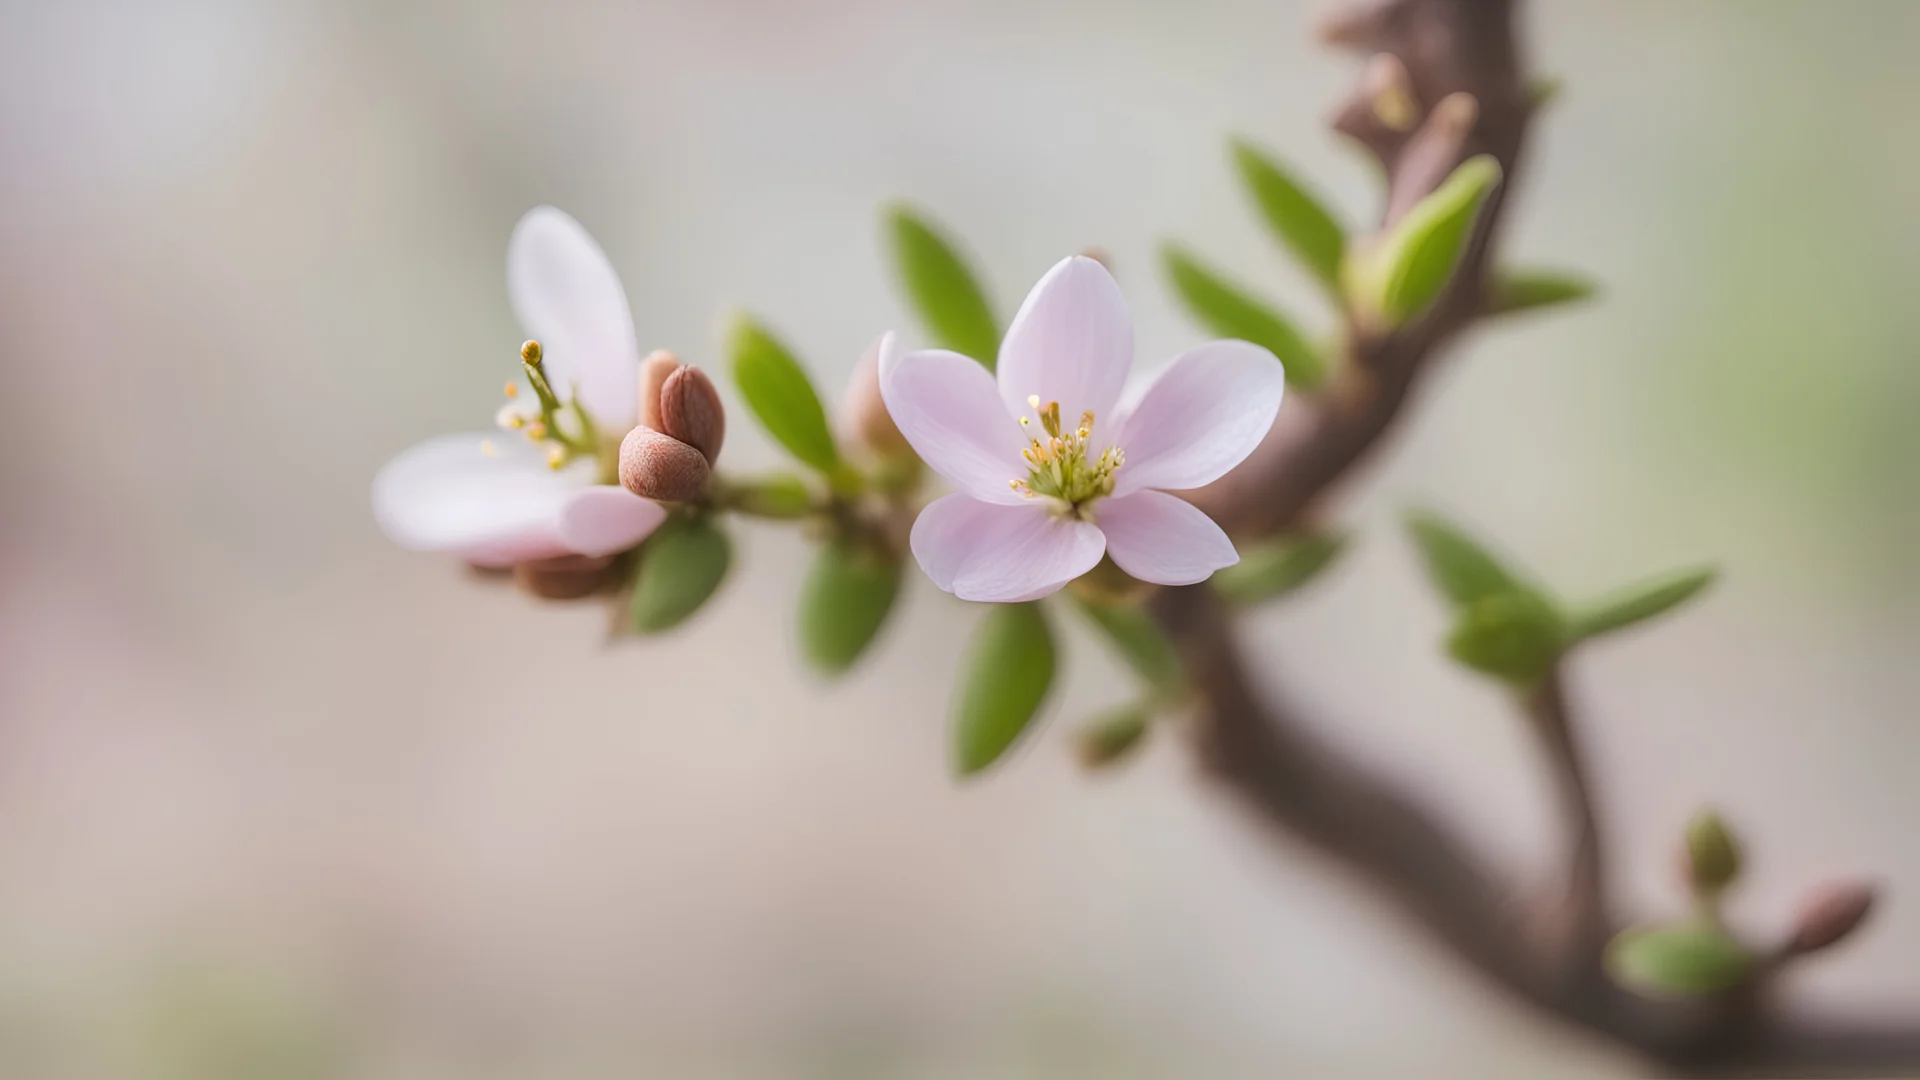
<box><xmin>373</xmin><ymin>207</ymin><xmax>667</xmax><ymax>567</ymax></box>
<box><xmin>880</xmin><ymin>255</ymin><xmax>1285</xmax><ymax>602</ymax></box>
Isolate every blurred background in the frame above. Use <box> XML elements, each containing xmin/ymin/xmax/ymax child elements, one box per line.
<box><xmin>3</xmin><ymin>0</ymin><xmax>1918</xmax><ymax>1075</ymax></box>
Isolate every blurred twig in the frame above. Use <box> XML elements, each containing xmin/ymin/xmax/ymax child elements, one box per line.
<box><xmin>1151</xmin><ymin>0</ymin><xmax>1920</xmax><ymax>1074</ymax></box>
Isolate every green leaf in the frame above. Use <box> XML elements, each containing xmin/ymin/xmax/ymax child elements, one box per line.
<box><xmin>1570</xmin><ymin>565</ymin><xmax>1717</xmax><ymax>641</ymax></box>
<box><xmin>628</xmin><ymin>515</ymin><xmax>732</xmax><ymax>633</ymax></box>
<box><xmin>1446</xmin><ymin>589</ymin><xmax>1568</xmax><ymax>685</ymax></box>
<box><xmin>723</xmin><ymin>472</ymin><xmax>816</xmax><ymax>519</ymax></box>
<box><xmin>1161</xmin><ymin>243</ymin><xmax>1325</xmax><ymax>388</ymax></box>
<box><xmin>1074</xmin><ymin>702</ymin><xmax>1152</xmax><ymax>769</ymax></box>
<box><xmin>726</xmin><ymin>315</ymin><xmax>848</xmax><ymax>479</ymax></box>
<box><xmin>1607</xmin><ymin>923</ymin><xmax>1755</xmax><ymax>998</ymax></box>
<box><xmin>1404</xmin><ymin>508</ymin><xmax>1528</xmax><ymax>607</ymax></box>
<box><xmin>1230</xmin><ymin>138</ymin><xmax>1347</xmax><ymax>295</ymax></box>
<box><xmin>951</xmin><ymin>602</ymin><xmax>1056</xmax><ymax>777</ymax></box>
<box><xmin>797</xmin><ymin>542</ymin><xmax>904</xmax><ymax>675</ymax></box>
<box><xmin>1070</xmin><ymin>592</ymin><xmax>1184</xmax><ymax>702</ymax></box>
<box><xmin>1683</xmin><ymin>808</ymin><xmax>1743</xmax><ymax>896</ymax></box>
<box><xmin>1489</xmin><ymin>267</ymin><xmax>1597</xmax><ymax>317</ymax></box>
<box><xmin>885</xmin><ymin>204</ymin><xmax>1000</xmax><ymax>368</ymax></box>
<box><xmin>1348</xmin><ymin>154</ymin><xmax>1503</xmax><ymax>326</ymax></box>
<box><xmin>1213</xmin><ymin>532</ymin><xmax>1349</xmax><ymax>607</ymax></box>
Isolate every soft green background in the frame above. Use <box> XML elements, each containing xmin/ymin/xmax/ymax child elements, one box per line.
<box><xmin>1</xmin><ymin>0</ymin><xmax>1917</xmax><ymax>1075</ymax></box>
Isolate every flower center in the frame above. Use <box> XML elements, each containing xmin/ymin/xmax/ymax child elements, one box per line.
<box><xmin>489</xmin><ymin>339</ymin><xmax>608</xmax><ymax>475</ymax></box>
<box><xmin>1008</xmin><ymin>395</ymin><xmax>1124</xmax><ymax>518</ymax></box>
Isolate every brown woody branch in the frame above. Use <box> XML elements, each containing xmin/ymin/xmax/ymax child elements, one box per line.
<box><xmin>1152</xmin><ymin>0</ymin><xmax>1920</xmax><ymax>1073</ymax></box>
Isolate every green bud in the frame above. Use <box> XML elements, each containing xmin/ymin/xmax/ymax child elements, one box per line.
<box><xmin>1346</xmin><ymin>155</ymin><xmax>1503</xmax><ymax>327</ymax></box>
<box><xmin>627</xmin><ymin>515</ymin><xmax>732</xmax><ymax>634</ymax></box>
<box><xmin>1161</xmin><ymin>243</ymin><xmax>1325</xmax><ymax>389</ymax></box>
<box><xmin>1404</xmin><ymin>508</ymin><xmax>1529</xmax><ymax>608</ymax></box>
<box><xmin>1683</xmin><ymin>809</ymin><xmax>1743</xmax><ymax>895</ymax></box>
<box><xmin>726</xmin><ymin>314</ymin><xmax>853</xmax><ymax>485</ymax></box>
<box><xmin>1607</xmin><ymin>922</ymin><xmax>1755</xmax><ymax>998</ymax></box>
<box><xmin>885</xmin><ymin>204</ymin><xmax>1000</xmax><ymax>369</ymax></box>
<box><xmin>1570</xmin><ymin>565</ymin><xmax>1718</xmax><ymax>642</ymax></box>
<box><xmin>1212</xmin><ymin>532</ymin><xmax>1349</xmax><ymax>607</ymax></box>
<box><xmin>797</xmin><ymin>541</ymin><xmax>903</xmax><ymax>676</ymax></box>
<box><xmin>951</xmin><ymin>602</ymin><xmax>1057</xmax><ymax>777</ymax></box>
<box><xmin>1074</xmin><ymin>703</ymin><xmax>1152</xmax><ymax>769</ymax></box>
<box><xmin>1445</xmin><ymin>589</ymin><xmax>1567</xmax><ymax>685</ymax></box>
<box><xmin>1229</xmin><ymin>138</ymin><xmax>1347</xmax><ymax>297</ymax></box>
<box><xmin>1070</xmin><ymin>592</ymin><xmax>1184</xmax><ymax>702</ymax></box>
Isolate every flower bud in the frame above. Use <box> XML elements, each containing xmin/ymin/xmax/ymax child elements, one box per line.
<box><xmin>1683</xmin><ymin>809</ymin><xmax>1742</xmax><ymax>896</ymax></box>
<box><xmin>618</xmin><ymin>426</ymin><xmax>711</xmax><ymax>503</ymax></box>
<box><xmin>1788</xmin><ymin>880</ymin><xmax>1877</xmax><ymax>956</ymax></box>
<box><xmin>513</xmin><ymin>553</ymin><xmax>619</xmax><ymax>601</ymax></box>
<box><xmin>637</xmin><ymin>349</ymin><xmax>681</xmax><ymax>431</ymax></box>
<box><xmin>842</xmin><ymin>336</ymin><xmax>909</xmax><ymax>455</ymax></box>
<box><xmin>659</xmin><ymin>364</ymin><xmax>727</xmax><ymax>464</ymax></box>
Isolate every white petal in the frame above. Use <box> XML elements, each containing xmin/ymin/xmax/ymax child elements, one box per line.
<box><xmin>879</xmin><ymin>336</ymin><xmax>1031</xmax><ymax>505</ymax></box>
<box><xmin>910</xmin><ymin>493</ymin><xmax>1106</xmax><ymax>603</ymax></box>
<box><xmin>507</xmin><ymin>206</ymin><xmax>640</xmax><ymax>429</ymax></box>
<box><xmin>996</xmin><ymin>255</ymin><xmax>1133</xmax><ymax>425</ymax></box>
<box><xmin>372</xmin><ymin>432</ymin><xmax>596</xmax><ymax>565</ymax></box>
<box><xmin>557</xmin><ymin>487</ymin><xmax>668</xmax><ymax>557</ymax></box>
<box><xmin>1096</xmin><ymin>490</ymin><xmax>1239</xmax><ymax>586</ymax></box>
<box><xmin>1111</xmin><ymin>340</ymin><xmax>1285</xmax><ymax>496</ymax></box>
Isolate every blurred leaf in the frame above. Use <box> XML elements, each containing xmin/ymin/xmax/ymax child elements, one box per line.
<box><xmin>727</xmin><ymin>472</ymin><xmax>816</xmax><ymax>519</ymax></box>
<box><xmin>798</xmin><ymin>542</ymin><xmax>904</xmax><ymax>675</ymax></box>
<box><xmin>1231</xmin><ymin>138</ymin><xmax>1347</xmax><ymax>295</ymax></box>
<box><xmin>1683</xmin><ymin>807</ymin><xmax>1743</xmax><ymax>895</ymax></box>
<box><xmin>1161</xmin><ymin>243</ymin><xmax>1325</xmax><ymax>388</ymax></box>
<box><xmin>1607</xmin><ymin>922</ymin><xmax>1755</xmax><ymax>998</ymax></box>
<box><xmin>1404</xmin><ymin>508</ymin><xmax>1528</xmax><ymax>607</ymax></box>
<box><xmin>628</xmin><ymin>515</ymin><xmax>732</xmax><ymax>633</ymax></box>
<box><xmin>1527</xmin><ymin>74</ymin><xmax>1565</xmax><ymax>109</ymax></box>
<box><xmin>1074</xmin><ymin>702</ymin><xmax>1152</xmax><ymax>769</ymax></box>
<box><xmin>1446</xmin><ymin>589</ymin><xmax>1567</xmax><ymax>685</ymax></box>
<box><xmin>952</xmin><ymin>602</ymin><xmax>1056</xmax><ymax>777</ymax></box>
<box><xmin>1070</xmin><ymin>592</ymin><xmax>1185</xmax><ymax>701</ymax></box>
<box><xmin>727</xmin><ymin>315</ymin><xmax>850</xmax><ymax>480</ymax></box>
<box><xmin>1213</xmin><ymin>532</ymin><xmax>1349</xmax><ymax>607</ymax></box>
<box><xmin>886</xmin><ymin>204</ymin><xmax>1001</xmax><ymax>368</ymax></box>
<box><xmin>1349</xmin><ymin>155</ymin><xmax>1503</xmax><ymax>326</ymax></box>
<box><xmin>1489</xmin><ymin>267</ymin><xmax>1596</xmax><ymax>317</ymax></box>
<box><xmin>1570</xmin><ymin>565</ymin><xmax>1717</xmax><ymax>641</ymax></box>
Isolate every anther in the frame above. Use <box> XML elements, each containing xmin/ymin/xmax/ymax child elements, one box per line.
<box><xmin>521</xmin><ymin>340</ymin><xmax>544</xmax><ymax>367</ymax></box>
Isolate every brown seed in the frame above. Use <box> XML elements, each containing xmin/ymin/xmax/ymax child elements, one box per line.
<box><xmin>513</xmin><ymin>553</ymin><xmax>619</xmax><ymax>601</ymax></box>
<box><xmin>618</xmin><ymin>426</ymin><xmax>711</xmax><ymax>503</ymax></box>
<box><xmin>659</xmin><ymin>364</ymin><xmax>727</xmax><ymax>464</ymax></box>
<box><xmin>1789</xmin><ymin>880</ymin><xmax>1877</xmax><ymax>955</ymax></box>
<box><xmin>637</xmin><ymin>350</ymin><xmax>681</xmax><ymax>431</ymax></box>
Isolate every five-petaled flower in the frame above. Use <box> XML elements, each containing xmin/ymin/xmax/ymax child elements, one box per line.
<box><xmin>373</xmin><ymin>207</ymin><xmax>667</xmax><ymax>567</ymax></box>
<box><xmin>880</xmin><ymin>255</ymin><xmax>1285</xmax><ymax>602</ymax></box>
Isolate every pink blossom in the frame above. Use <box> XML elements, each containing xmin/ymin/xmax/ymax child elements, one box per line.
<box><xmin>373</xmin><ymin>207</ymin><xmax>665</xmax><ymax>567</ymax></box>
<box><xmin>880</xmin><ymin>256</ymin><xmax>1285</xmax><ymax>602</ymax></box>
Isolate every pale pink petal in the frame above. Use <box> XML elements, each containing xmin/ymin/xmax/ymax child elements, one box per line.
<box><xmin>1110</xmin><ymin>340</ymin><xmax>1285</xmax><ymax>496</ymax></box>
<box><xmin>996</xmin><ymin>256</ymin><xmax>1133</xmax><ymax>425</ymax></box>
<box><xmin>879</xmin><ymin>335</ymin><xmax>1030</xmax><ymax>505</ymax></box>
<box><xmin>1096</xmin><ymin>489</ymin><xmax>1239</xmax><ymax>586</ymax></box>
<box><xmin>910</xmin><ymin>493</ymin><xmax>1106</xmax><ymax>603</ymax></box>
<box><xmin>507</xmin><ymin>206</ymin><xmax>640</xmax><ymax>429</ymax></box>
<box><xmin>557</xmin><ymin>486</ymin><xmax>668</xmax><ymax>557</ymax></box>
<box><xmin>372</xmin><ymin>432</ymin><xmax>596</xmax><ymax>565</ymax></box>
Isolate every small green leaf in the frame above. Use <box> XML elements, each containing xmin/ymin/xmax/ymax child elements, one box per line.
<box><xmin>1607</xmin><ymin>923</ymin><xmax>1756</xmax><ymax>998</ymax></box>
<box><xmin>798</xmin><ymin>542</ymin><xmax>904</xmax><ymax>675</ymax></box>
<box><xmin>1683</xmin><ymin>808</ymin><xmax>1743</xmax><ymax>896</ymax></box>
<box><xmin>1231</xmin><ymin>138</ymin><xmax>1347</xmax><ymax>296</ymax></box>
<box><xmin>1213</xmin><ymin>532</ymin><xmax>1349</xmax><ymax>607</ymax></box>
<box><xmin>1348</xmin><ymin>154</ymin><xmax>1503</xmax><ymax>326</ymax></box>
<box><xmin>727</xmin><ymin>315</ymin><xmax>848</xmax><ymax>478</ymax></box>
<box><xmin>1404</xmin><ymin>509</ymin><xmax>1527</xmax><ymax>607</ymax></box>
<box><xmin>885</xmin><ymin>204</ymin><xmax>1001</xmax><ymax>368</ymax></box>
<box><xmin>1527</xmin><ymin>74</ymin><xmax>1565</xmax><ymax>110</ymax></box>
<box><xmin>628</xmin><ymin>515</ymin><xmax>732</xmax><ymax>633</ymax></box>
<box><xmin>952</xmin><ymin>602</ymin><xmax>1056</xmax><ymax>777</ymax></box>
<box><xmin>1489</xmin><ymin>267</ymin><xmax>1596</xmax><ymax>317</ymax></box>
<box><xmin>1074</xmin><ymin>702</ymin><xmax>1152</xmax><ymax>769</ymax></box>
<box><xmin>1446</xmin><ymin>589</ymin><xmax>1568</xmax><ymax>685</ymax></box>
<box><xmin>1162</xmin><ymin>243</ymin><xmax>1325</xmax><ymax>388</ymax></box>
<box><xmin>1570</xmin><ymin>565</ymin><xmax>1717</xmax><ymax>641</ymax></box>
<box><xmin>1070</xmin><ymin>592</ymin><xmax>1184</xmax><ymax>702</ymax></box>
<box><xmin>723</xmin><ymin>472</ymin><xmax>817</xmax><ymax>519</ymax></box>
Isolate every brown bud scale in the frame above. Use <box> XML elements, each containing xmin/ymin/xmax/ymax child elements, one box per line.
<box><xmin>619</xmin><ymin>426</ymin><xmax>711</xmax><ymax>503</ymax></box>
<box><xmin>659</xmin><ymin>365</ymin><xmax>727</xmax><ymax>464</ymax></box>
<box><xmin>638</xmin><ymin>350</ymin><xmax>681</xmax><ymax>432</ymax></box>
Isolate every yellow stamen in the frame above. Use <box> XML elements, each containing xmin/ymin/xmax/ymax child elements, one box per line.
<box><xmin>521</xmin><ymin>340</ymin><xmax>543</xmax><ymax>367</ymax></box>
<box><xmin>503</xmin><ymin>381</ymin><xmax>519</xmax><ymax>398</ymax></box>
